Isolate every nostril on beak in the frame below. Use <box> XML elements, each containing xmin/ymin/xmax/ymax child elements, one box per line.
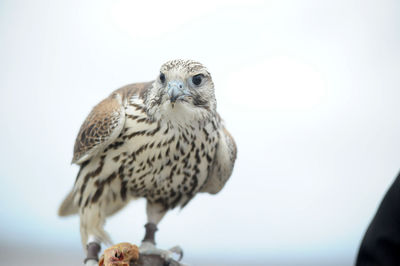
<box><xmin>167</xmin><ymin>80</ymin><xmax>185</xmax><ymax>103</ymax></box>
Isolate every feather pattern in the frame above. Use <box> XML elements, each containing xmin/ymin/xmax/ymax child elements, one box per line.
<box><xmin>59</xmin><ymin>60</ymin><xmax>237</xmax><ymax>249</ymax></box>
<box><xmin>72</xmin><ymin>82</ymin><xmax>152</xmax><ymax>164</ymax></box>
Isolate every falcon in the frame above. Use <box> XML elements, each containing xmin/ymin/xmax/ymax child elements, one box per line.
<box><xmin>58</xmin><ymin>59</ymin><xmax>237</xmax><ymax>265</ymax></box>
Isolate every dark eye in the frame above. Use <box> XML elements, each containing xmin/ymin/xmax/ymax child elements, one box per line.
<box><xmin>192</xmin><ymin>74</ymin><xmax>203</xmax><ymax>86</ymax></box>
<box><xmin>159</xmin><ymin>73</ymin><xmax>166</xmax><ymax>83</ymax></box>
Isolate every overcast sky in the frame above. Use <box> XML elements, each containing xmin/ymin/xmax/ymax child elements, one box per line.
<box><xmin>1</xmin><ymin>0</ymin><xmax>400</xmax><ymax>265</ymax></box>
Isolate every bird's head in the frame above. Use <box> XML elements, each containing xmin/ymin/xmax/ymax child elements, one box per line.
<box><xmin>145</xmin><ymin>59</ymin><xmax>216</xmax><ymax>122</ymax></box>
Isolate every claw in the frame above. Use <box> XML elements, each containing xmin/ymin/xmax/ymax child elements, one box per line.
<box><xmin>139</xmin><ymin>242</ymin><xmax>185</xmax><ymax>264</ymax></box>
<box><xmin>168</xmin><ymin>246</ymin><xmax>184</xmax><ymax>261</ymax></box>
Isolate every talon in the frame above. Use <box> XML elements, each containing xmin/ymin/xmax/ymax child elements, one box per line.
<box><xmin>168</xmin><ymin>246</ymin><xmax>183</xmax><ymax>261</ymax></box>
<box><xmin>139</xmin><ymin>243</ymin><xmax>184</xmax><ymax>264</ymax></box>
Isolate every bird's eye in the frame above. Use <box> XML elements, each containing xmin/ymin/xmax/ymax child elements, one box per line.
<box><xmin>192</xmin><ymin>74</ymin><xmax>203</xmax><ymax>86</ymax></box>
<box><xmin>159</xmin><ymin>73</ymin><xmax>166</xmax><ymax>83</ymax></box>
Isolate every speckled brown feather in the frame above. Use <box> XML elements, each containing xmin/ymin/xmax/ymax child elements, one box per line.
<box><xmin>72</xmin><ymin>82</ymin><xmax>153</xmax><ymax>164</ymax></box>
<box><xmin>114</xmin><ymin>81</ymin><xmax>152</xmax><ymax>103</ymax></box>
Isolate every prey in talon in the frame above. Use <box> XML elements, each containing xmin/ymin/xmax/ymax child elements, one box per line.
<box><xmin>99</xmin><ymin>242</ymin><xmax>139</xmax><ymax>266</ymax></box>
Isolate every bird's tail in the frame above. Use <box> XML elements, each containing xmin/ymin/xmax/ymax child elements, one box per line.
<box><xmin>58</xmin><ymin>190</ymin><xmax>79</xmax><ymax>216</ymax></box>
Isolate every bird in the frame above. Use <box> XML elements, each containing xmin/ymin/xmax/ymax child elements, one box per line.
<box><xmin>58</xmin><ymin>59</ymin><xmax>237</xmax><ymax>265</ymax></box>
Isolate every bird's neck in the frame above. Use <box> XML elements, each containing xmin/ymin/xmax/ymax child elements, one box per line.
<box><xmin>148</xmin><ymin>101</ymin><xmax>213</xmax><ymax>130</ymax></box>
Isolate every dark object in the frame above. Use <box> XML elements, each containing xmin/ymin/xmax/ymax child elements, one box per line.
<box><xmin>160</xmin><ymin>73</ymin><xmax>166</xmax><ymax>83</ymax></box>
<box><xmin>191</xmin><ymin>74</ymin><xmax>203</xmax><ymax>85</ymax></box>
<box><xmin>84</xmin><ymin>242</ymin><xmax>101</xmax><ymax>263</ymax></box>
<box><xmin>356</xmin><ymin>171</ymin><xmax>400</xmax><ymax>266</ymax></box>
<box><xmin>142</xmin><ymin>222</ymin><xmax>158</xmax><ymax>245</ymax></box>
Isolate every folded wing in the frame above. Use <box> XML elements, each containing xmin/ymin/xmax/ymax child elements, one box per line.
<box><xmin>72</xmin><ymin>93</ymin><xmax>126</xmax><ymax>164</ymax></box>
<box><xmin>201</xmin><ymin>126</ymin><xmax>237</xmax><ymax>194</ymax></box>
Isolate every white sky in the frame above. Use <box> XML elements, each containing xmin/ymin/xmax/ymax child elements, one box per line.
<box><xmin>1</xmin><ymin>0</ymin><xmax>400</xmax><ymax>265</ymax></box>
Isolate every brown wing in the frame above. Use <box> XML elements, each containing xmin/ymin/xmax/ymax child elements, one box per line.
<box><xmin>72</xmin><ymin>82</ymin><xmax>153</xmax><ymax>164</ymax></box>
<box><xmin>201</xmin><ymin>125</ymin><xmax>237</xmax><ymax>194</ymax></box>
<box><xmin>72</xmin><ymin>93</ymin><xmax>125</xmax><ymax>164</ymax></box>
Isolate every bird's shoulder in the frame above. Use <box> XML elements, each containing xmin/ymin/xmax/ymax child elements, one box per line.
<box><xmin>72</xmin><ymin>81</ymin><xmax>154</xmax><ymax>164</ymax></box>
<box><xmin>112</xmin><ymin>81</ymin><xmax>153</xmax><ymax>106</ymax></box>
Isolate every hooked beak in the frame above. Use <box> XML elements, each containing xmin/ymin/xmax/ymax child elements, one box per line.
<box><xmin>167</xmin><ymin>80</ymin><xmax>190</xmax><ymax>103</ymax></box>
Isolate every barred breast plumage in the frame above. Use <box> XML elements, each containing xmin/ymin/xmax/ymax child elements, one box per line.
<box><xmin>74</xmin><ymin>84</ymin><xmax>220</xmax><ymax>213</ymax></box>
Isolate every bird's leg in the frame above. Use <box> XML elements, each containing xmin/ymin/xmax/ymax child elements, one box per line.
<box><xmin>142</xmin><ymin>222</ymin><xmax>158</xmax><ymax>245</ymax></box>
<box><xmin>139</xmin><ymin>202</ymin><xmax>183</xmax><ymax>262</ymax></box>
<box><xmin>84</xmin><ymin>235</ymin><xmax>101</xmax><ymax>266</ymax></box>
<box><xmin>141</xmin><ymin>202</ymin><xmax>165</xmax><ymax>247</ymax></box>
